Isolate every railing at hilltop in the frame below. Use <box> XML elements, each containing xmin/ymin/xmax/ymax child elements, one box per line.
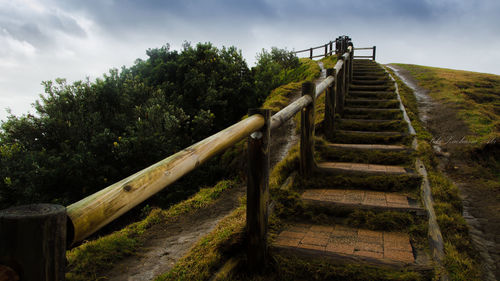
<box><xmin>0</xmin><ymin>36</ymin><xmax>363</xmax><ymax>280</ymax></box>
<box><xmin>293</xmin><ymin>35</ymin><xmax>353</xmax><ymax>59</ymax></box>
<box><xmin>354</xmin><ymin>46</ymin><xmax>376</xmax><ymax>61</ymax></box>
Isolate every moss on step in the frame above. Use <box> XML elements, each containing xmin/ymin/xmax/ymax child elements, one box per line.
<box><xmin>258</xmin><ymin>254</ymin><xmax>428</xmax><ymax>281</ymax></box>
<box><xmin>345</xmin><ymin>99</ymin><xmax>400</xmax><ymax>109</ymax></box>
<box><xmin>343</xmin><ymin>108</ymin><xmax>403</xmax><ymax>120</ymax></box>
<box><xmin>315</xmin><ymin>139</ymin><xmax>414</xmax><ymax>166</ymax></box>
<box><xmin>348</xmin><ymin>92</ymin><xmax>397</xmax><ymax>99</ymax></box>
<box><xmin>328</xmin><ymin>130</ymin><xmax>411</xmax><ymax>145</ymax></box>
<box><xmin>336</xmin><ymin>119</ymin><xmax>407</xmax><ymax>132</ymax></box>
<box><xmin>296</xmin><ymin>173</ymin><xmax>421</xmax><ymax>192</ymax></box>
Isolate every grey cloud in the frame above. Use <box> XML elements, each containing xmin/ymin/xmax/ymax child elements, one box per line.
<box><xmin>0</xmin><ymin>3</ymin><xmax>87</xmax><ymax>53</ymax></box>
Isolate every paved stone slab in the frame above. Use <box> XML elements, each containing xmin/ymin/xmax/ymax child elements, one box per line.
<box><xmin>317</xmin><ymin>162</ymin><xmax>408</xmax><ymax>175</ymax></box>
<box><xmin>273</xmin><ymin>223</ymin><xmax>415</xmax><ymax>264</ymax></box>
<box><xmin>327</xmin><ymin>143</ymin><xmax>407</xmax><ymax>151</ymax></box>
<box><xmin>301</xmin><ymin>189</ymin><xmax>419</xmax><ymax>212</ymax></box>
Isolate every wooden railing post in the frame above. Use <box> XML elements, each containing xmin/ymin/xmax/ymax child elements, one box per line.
<box><xmin>246</xmin><ymin>109</ymin><xmax>270</xmax><ymax>272</ymax></box>
<box><xmin>309</xmin><ymin>48</ymin><xmax>313</xmax><ymax>59</ymax></box>
<box><xmin>300</xmin><ymin>82</ymin><xmax>316</xmax><ymax>177</ymax></box>
<box><xmin>0</xmin><ymin>204</ymin><xmax>67</xmax><ymax>281</ymax></box>
<box><xmin>349</xmin><ymin>45</ymin><xmax>354</xmax><ymax>83</ymax></box>
<box><xmin>373</xmin><ymin>46</ymin><xmax>376</xmax><ymax>61</ymax></box>
<box><xmin>325</xmin><ymin>68</ymin><xmax>336</xmax><ymax>138</ymax></box>
<box><xmin>335</xmin><ymin>64</ymin><xmax>345</xmax><ymax>115</ymax></box>
<box><xmin>329</xmin><ymin>41</ymin><xmax>333</xmax><ymax>55</ymax></box>
<box><xmin>345</xmin><ymin>55</ymin><xmax>350</xmax><ymax>97</ymax></box>
<box><xmin>324</xmin><ymin>44</ymin><xmax>328</xmax><ymax>57</ymax></box>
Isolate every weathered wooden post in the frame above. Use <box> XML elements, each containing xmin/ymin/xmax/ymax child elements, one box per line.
<box><xmin>309</xmin><ymin>48</ymin><xmax>313</xmax><ymax>59</ymax></box>
<box><xmin>0</xmin><ymin>204</ymin><xmax>67</xmax><ymax>281</ymax></box>
<box><xmin>300</xmin><ymin>82</ymin><xmax>316</xmax><ymax>177</ymax></box>
<box><xmin>324</xmin><ymin>68</ymin><xmax>336</xmax><ymax>138</ymax></box>
<box><xmin>324</xmin><ymin>44</ymin><xmax>328</xmax><ymax>57</ymax></box>
<box><xmin>344</xmin><ymin>55</ymin><xmax>350</xmax><ymax>98</ymax></box>
<box><xmin>335</xmin><ymin>63</ymin><xmax>345</xmax><ymax>115</ymax></box>
<box><xmin>373</xmin><ymin>46</ymin><xmax>376</xmax><ymax>61</ymax></box>
<box><xmin>349</xmin><ymin>43</ymin><xmax>354</xmax><ymax>83</ymax></box>
<box><xmin>246</xmin><ymin>109</ymin><xmax>270</xmax><ymax>272</ymax></box>
<box><xmin>341</xmin><ymin>58</ymin><xmax>347</xmax><ymax>105</ymax></box>
<box><xmin>329</xmin><ymin>41</ymin><xmax>333</xmax><ymax>55</ymax></box>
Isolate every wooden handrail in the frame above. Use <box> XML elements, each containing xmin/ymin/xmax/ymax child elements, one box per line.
<box><xmin>0</xmin><ymin>35</ymin><xmax>356</xmax><ymax>278</ymax></box>
<box><xmin>67</xmin><ymin>114</ymin><xmax>265</xmax><ymax>243</ymax></box>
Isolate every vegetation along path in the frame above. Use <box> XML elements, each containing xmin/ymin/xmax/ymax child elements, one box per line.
<box><xmin>100</xmin><ymin>63</ymin><xmax>327</xmax><ymax>281</ymax></box>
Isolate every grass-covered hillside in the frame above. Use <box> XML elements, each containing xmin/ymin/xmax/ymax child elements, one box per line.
<box><xmin>389</xmin><ymin>64</ymin><xmax>500</xmax><ymax>280</ymax></box>
<box><xmin>392</xmin><ymin>64</ymin><xmax>500</xmax><ymax>143</ymax></box>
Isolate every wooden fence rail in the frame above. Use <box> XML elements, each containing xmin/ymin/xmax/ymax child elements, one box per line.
<box><xmin>354</xmin><ymin>46</ymin><xmax>376</xmax><ymax>61</ymax></box>
<box><xmin>0</xmin><ymin>36</ymin><xmax>357</xmax><ymax>280</ymax></box>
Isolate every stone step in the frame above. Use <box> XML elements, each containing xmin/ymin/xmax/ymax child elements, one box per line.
<box><xmin>301</xmin><ymin>189</ymin><xmax>425</xmax><ymax>215</ymax></box>
<box><xmin>326</xmin><ymin>143</ymin><xmax>408</xmax><ymax>151</ymax></box>
<box><xmin>353</xmin><ymin>69</ymin><xmax>385</xmax><ymax>74</ymax></box>
<box><xmin>354</xmin><ymin>67</ymin><xmax>384</xmax><ymax>72</ymax></box>
<box><xmin>349</xmin><ymin>85</ymin><xmax>394</xmax><ymax>91</ymax></box>
<box><xmin>317</xmin><ymin>162</ymin><xmax>411</xmax><ymax>175</ymax></box>
<box><xmin>345</xmin><ymin>99</ymin><xmax>399</xmax><ymax>109</ymax></box>
<box><xmin>351</xmin><ymin>80</ymin><xmax>392</xmax><ymax>86</ymax></box>
<box><xmin>329</xmin><ymin>130</ymin><xmax>409</xmax><ymax>144</ymax></box>
<box><xmin>336</xmin><ymin>119</ymin><xmax>407</xmax><ymax>132</ymax></box>
<box><xmin>344</xmin><ymin>107</ymin><xmax>400</xmax><ymax>112</ymax></box>
<box><xmin>343</xmin><ymin>108</ymin><xmax>402</xmax><ymax>120</ymax></box>
<box><xmin>352</xmin><ymin>69</ymin><xmax>387</xmax><ymax>76</ymax></box>
<box><xmin>348</xmin><ymin>91</ymin><xmax>396</xmax><ymax>99</ymax></box>
<box><xmin>351</xmin><ymin>75</ymin><xmax>388</xmax><ymax>81</ymax></box>
<box><xmin>272</xmin><ymin>223</ymin><xmax>432</xmax><ymax>270</ymax></box>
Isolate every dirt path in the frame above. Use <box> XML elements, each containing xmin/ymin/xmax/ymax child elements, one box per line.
<box><xmin>388</xmin><ymin>64</ymin><xmax>499</xmax><ymax>281</ymax></box>
<box><xmin>103</xmin><ymin>65</ymin><xmax>329</xmax><ymax>281</ymax></box>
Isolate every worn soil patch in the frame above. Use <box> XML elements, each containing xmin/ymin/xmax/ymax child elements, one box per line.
<box><xmin>105</xmin><ymin>185</ymin><xmax>245</xmax><ymax>281</ymax></box>
<box><xmin>389</xmin><ymin>64</ymin><xmax>500</xmax><ymax>281</ymax></box>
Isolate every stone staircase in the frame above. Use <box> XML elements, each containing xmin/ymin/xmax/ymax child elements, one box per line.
<box><xmin>271</xmin><ymin>59</ymin><xmax>432</xmax><ymax>277</ymax></box>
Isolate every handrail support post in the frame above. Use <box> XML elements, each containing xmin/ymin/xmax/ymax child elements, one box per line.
<box><xmin>325</xmin><ymin>68</ymin><xmax>336</xmax><ymax>138</ymax></box>
<box><xmin>246</xmin><ymin>109</ymin><xmax>271</xmax><ymax>272</ymax></box>
<box><xmin>0</xmin><ymin>204</ymin><xmax>67</xmax><ymax>281</ymax></box>
<box><xmin>300</xmin><ymin>82</ymin><xmax>316</xmax><ymax>177</ymax></box>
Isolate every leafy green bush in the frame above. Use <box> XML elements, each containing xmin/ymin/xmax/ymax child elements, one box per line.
<box><xmin>0</xmin><ymin>43</ymin><xmax>257</xmax><ymax>208</ymax></box>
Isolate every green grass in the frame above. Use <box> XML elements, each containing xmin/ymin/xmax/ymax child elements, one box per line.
<box><xmin>328</xmin><ymin>130</ymin><xmax>411</xmax><ymax>145</ymax></box>
<box><xmin>262</xmin><ymin>58</ymin><xmax>321</xmax><ymax>113</ymax></box>
<box><xmin>388</xmin><ymin>65</ymin><xmax>481</xmax><ymax>280</ymax></box>
<box><xmin>320</xmin><ymin>55</ymin><xmax>339</xmax><ymax>69</ymax></box>
<box><xmin>65</xmin><ymin>179</ymin><xmax>239</xmax><ymax>281</ymax></box>
<box><xmin>296</xmin><ymin>173</ymin><xmax>421</xmax><ymax>193</ymax></box>
<box><xmin>315</xmin><ymin>137</ymin><xmax>414</xmax><ymax>166</ymax></box>
<box><xmin>155</xmin><ymin>205</ymin><xmax>246</xmax><ymax>281</ymax></box>
<box><xmin>393</xmin><ymin>64</ymin><xmax>500</xmax><ymax>143</ymax></box>
<box><xmin>336</xmin><ymin>119</ymin><xmax>407</xmax><ymax>132</ymax></box>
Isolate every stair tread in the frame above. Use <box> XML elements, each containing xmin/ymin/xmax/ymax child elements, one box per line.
<box><xmin>345</xmin><ymin>98</ymin><xmax>398</xmax><ymax>102</ymax></box>
<box><xmin>317</xmin><ymin>161</ymin><xmax>409</xmax><ymax>175</ymax></box>
<box><xmin>272</xmin><ymin>223</ymin><xmax>429</xmax><ymax>267</ymax></box>
<box><xmin>301</xmin><ymin>189</ymin><xmax>423</xmax><ymax>211</ymax></box>
<box><xmin>327</xmin><ymin>143</ymin><xmax>408</xmax><ymax>151</ymax></box>
<box><xmin>337</xmin><ymin>130</ymin><xmax>405</xmax><ymax>135</ymax></box>
<box><xmin>344</xmin><ymin>107</ymin><xmax>400</xmax><ymax>111</ymax></box>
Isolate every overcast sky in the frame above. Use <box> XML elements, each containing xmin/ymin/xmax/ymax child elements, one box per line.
<box><xmin>1</xmin><ymin>0</ymin><xmax>499</xmax><ymax>121</ymax></box>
